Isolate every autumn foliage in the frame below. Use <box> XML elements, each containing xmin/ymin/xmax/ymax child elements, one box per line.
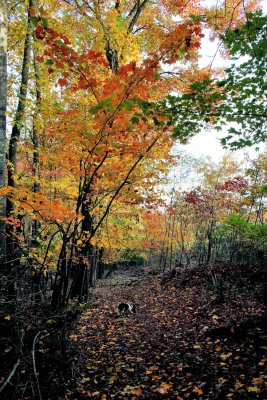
<box><xmin>0</xmin><ymin>0</ymin><xmax>266</xmax><ymax>398</ymax></box>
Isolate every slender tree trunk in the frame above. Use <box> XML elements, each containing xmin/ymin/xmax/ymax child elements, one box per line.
<box><xmin>6</xmin><ymin>1</ymin><xmax>33</xmax><ymax>280</ymax></box>
<box><xmin>0</xmin><ymin>0</ymin><xmax>7</xmax><ymax>270</ymax></box>
<box><xmin>32</xmin><ymin>48</ymin><xmax>41</xmax><ymax>239</ymax></box>
<box><xmin>206</xmin><ymin>217</ymin><xmax>216</xmax><ymax>265</ymax></box>
<box><xmin>168</xmin><ymin>214</ymin><xmax>176</xmax><ymax>271</ymax></box>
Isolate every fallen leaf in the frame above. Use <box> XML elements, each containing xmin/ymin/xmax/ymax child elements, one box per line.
<box><xmin>251</xmin><ymin>377</ymin><xmax>266</xmax><ymax>386</ymax></box>
<box><xmin>247</xmin><ymin>386</ymin><xmax>260</xmax><ymax>393</ymax></box>
<box><xmin>131</xmin><ymin>388</ymin><xmax>142</xmax><ymax>395</ymax></box>
<box><xmin>154</xmin><ymin>382</ymin><xmax>172</xmax><ymax>394</ymax></box>
<box><xmin>193</xmin><ymin>386</ymin><xmax>203</xmax><ymax>395</ymax></box>
<box><xmin>234</xmin><ymin>381</ymin><xmax>244</xmax><ymax>390</ymax></box>
<box><xmin>220</xmin><ymin>352</ymin><xmax>232</xmax><ymax>360</ymax></box>
<box><xmin>154</xmin><ymin>387</ymin><xmax>167</xmax><ymax>394</ymax></box>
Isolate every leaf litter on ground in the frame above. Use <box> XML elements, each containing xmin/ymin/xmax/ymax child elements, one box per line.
<box><xmin>64</xmin><ymin>269</ymin><xmax>267</xmax><ymax>399</ymax></box>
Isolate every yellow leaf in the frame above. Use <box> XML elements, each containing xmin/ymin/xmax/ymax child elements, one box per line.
<box><xmin>160</xmin><ymin>382</ymin><xmax>172</xmax><ymax>390</ymax></box>
<box><xmin>4</xmin><ymin>315</ymin><xmax>11</xmax><ymax>321</ymax></box>
<box><xmin>193</xmin><ymin>345</ymin><xmax>201</xmax><ymax>349</ymax></box>
<box><xmin>226</xmin><ymin>394</ymin><xmax>233</xmax><ymax>398</ymax></box>
<box><xmin>193</xmin><ymin>386</ymin><xmax>203</xmax><ymax>395</ymax></box>
<box><xmin>234</xmin><ymin>381</ymin><xmax>244</xmax><ymax>390</ymax></box>
<box><xmin>220</xmin><ymin>352</ymin><xmax>232</xmax><ymax>360</ymax></box>
<box><xmin>92</xmin><ymin>392</ymin><xmax>100</xmax><ymax>396</ymax></box>
<box><xmin>123</xmin><ymin>385</ymin><xmax>132</xmax><ymax>392</ymax></box>
<box><xmin>82</xmin><ymin>377</ymin><xmax>91</xmax><ymax>382</ymax></box>
<box><xmin>145</xmin><ymin>370</ymin><xmax>153</xmax><ymax>374</ymax></box>
<box><xmin>109</xmin><ymin>375</ymin><xmax>117</xmax><ymax>383</ymax></box>
<box><xmin>247</xmin><ymin>386</ymin><xmax>260</xmax><ymax>393</ymax></box>
<box><xmin>182</xmin><ymin>387</ymin><xmax>191</xmax><ymax>392</ymax></box>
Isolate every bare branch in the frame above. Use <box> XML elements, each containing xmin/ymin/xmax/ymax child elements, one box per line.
<box><xmin>0</xmin><ymin>359</ymin><xmax>21</xmax><ymax>394</ymax></box>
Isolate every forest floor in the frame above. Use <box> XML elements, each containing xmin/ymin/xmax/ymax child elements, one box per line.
<box><xmin>62</xmin><ymin>265</ymin><xmax>267</xmax><ymax>400</ymax></box>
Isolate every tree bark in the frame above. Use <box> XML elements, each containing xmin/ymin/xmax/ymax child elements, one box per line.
<box><xmin>6</xmin><ymin>1</ymin><xmax>34</xmax><ymax>274</ymax></box>
<box><xmin>0</xmin><ymin>0</ymin><xmax>7</xmax><ymax>269</ymax></box>
<box><xmin>32</xmin><ymin>47</ymin><xmax>41</xmax><ymax>239</ymax></box>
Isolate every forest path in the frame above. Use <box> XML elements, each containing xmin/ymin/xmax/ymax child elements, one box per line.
<box><xmin>64</xmin><ymin>274</ymin><xmax>266</xmax><ymax>399</ymax></box>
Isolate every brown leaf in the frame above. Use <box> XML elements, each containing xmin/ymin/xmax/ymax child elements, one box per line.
<box><xmin>131</xmin><ymin>388</ymin><xmax>142</xmax><ymax>395</ymax></box>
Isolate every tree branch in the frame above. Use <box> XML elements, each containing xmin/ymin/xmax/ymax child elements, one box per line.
<box><xmin>0</xmin><ymin>359</ymin><xmax>21</xmax><ymax>394</ymax></box>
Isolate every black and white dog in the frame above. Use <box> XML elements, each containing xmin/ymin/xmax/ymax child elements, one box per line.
<box><xmin>118</xmin><ymin>302</ymin><xmax>136</xmax><ymax>316</ymax></box>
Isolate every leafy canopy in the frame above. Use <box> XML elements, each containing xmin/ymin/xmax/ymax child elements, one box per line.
<box><xmin>162</xmin><ymin>11</ymin><xmax>267</xmax><ymax>149</ymax></box>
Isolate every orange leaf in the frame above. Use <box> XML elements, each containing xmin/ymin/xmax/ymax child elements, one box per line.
<box><xmin>131</xmin><ymin>388</ymin><xmax>142</xmax><ymax>395</ymax></box>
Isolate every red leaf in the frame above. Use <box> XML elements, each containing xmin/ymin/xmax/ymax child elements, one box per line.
<box><xmin>58</xmin><ymin>78</ymin><xmax>68</xmax><ymax>86</ymax></box>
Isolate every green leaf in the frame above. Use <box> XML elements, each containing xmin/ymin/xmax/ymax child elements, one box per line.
<box><xmin>30</xmin><ymin>16</ymin><xmax>40</xmax><ymax>27</ymax></box>
<box><xmin>42</xmin><ymin>17</ymin><xmax>49</xmax><ymax>29</ymax></box>
<box><xmin>45</xmin><ymin>59</ymin><xmax>54</xmax><ymax>66</ymax></box>
<box><xmin>131</xmin><ymin>116</ymin><xmax>139</xmax><ymax>124</ymax></box>
<box><xmin>124</xmin><ymin>100</ymin><xmax>134</xmax><ymax>111</ymax></box>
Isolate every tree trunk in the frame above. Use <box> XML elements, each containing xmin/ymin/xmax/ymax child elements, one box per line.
<box><xmin>69</xmin><ymin>198</ymin><xmax>95</xmax><ymax>301</ymax></box>
<box><xmin>32</xmin><ymin>48</ymin><xmax>41</xmax><ymax>239</ymax></box>
<box><xmin>6</xmin><ymin>1</ymin><xmax>33</xmax><ymax>280</ymax></box>
<box><xmin>0</xmin><ymin>0</ymin><xmax>7</xmax><ymax>270</ymax></box>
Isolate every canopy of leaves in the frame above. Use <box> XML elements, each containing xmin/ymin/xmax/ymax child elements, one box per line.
<box><xmin>166</xmin><ymin>11</ymin><xmax>267</xmax><ymax>149</ymax></box>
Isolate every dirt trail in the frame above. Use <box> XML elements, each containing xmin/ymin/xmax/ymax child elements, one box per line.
<box><xmin>64</xmin><ymin>275</ymin><xmax>266</xmax><ymax>399</ymax></box>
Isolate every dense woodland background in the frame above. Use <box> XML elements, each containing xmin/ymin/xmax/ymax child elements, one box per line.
<box><xmin>0</xmin><ymin>0</ymin><xmax>266</xmax><ymax>398</ymax></box>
